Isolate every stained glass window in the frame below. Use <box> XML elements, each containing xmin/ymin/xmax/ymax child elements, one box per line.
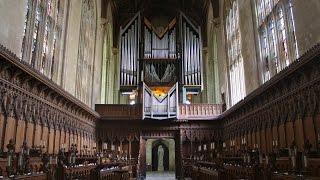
<box><xmin>256</xmin><ymin>0</ymin><xmax>298</xmax><ymax>83</ymax></box>
<box><xmin>226</xmin><ymin>0</ymin><xmax>246</xmax><ymax>106</ymax></box>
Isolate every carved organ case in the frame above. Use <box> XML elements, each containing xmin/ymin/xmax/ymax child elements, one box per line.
<box><xmin>119</xmin><ymin>12</ymin><xmax>203</xmax><ymax>119</ymax></box>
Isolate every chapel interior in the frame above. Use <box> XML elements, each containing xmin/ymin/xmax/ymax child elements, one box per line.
<box><xmin>0</xmin><ymin>0</ymin><xmax>320</xmax><ymax>179</ymax></box>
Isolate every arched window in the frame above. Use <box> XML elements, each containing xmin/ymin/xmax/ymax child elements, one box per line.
<box><xmin>256</xmin><ymin>0</ymin><xmax>298</xmax><ymax>83</ymax></box>
<box><xmin>226</xmin><ymin>0</ymin><xmax>246</xmax><ymax>106</ymax></box>
<box><xmin>21</xmin><ymin>0</ymin><xmax>65</xmax><ymax>79</ymax></box>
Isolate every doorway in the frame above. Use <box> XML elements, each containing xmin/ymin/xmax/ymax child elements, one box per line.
<box><xmin>152</xmin><ymin>139</ymin><xmax>169</xmax><ymax>171</ymax></box>
<box><xmin>140</xmin><ymin>133</ymin><xmax>181</xmax><ymax>179</ymax></box>
<box><xmin>146</xmin><ymin>138</ymin><xmax>175</xmax><ymax>172</ymax></box>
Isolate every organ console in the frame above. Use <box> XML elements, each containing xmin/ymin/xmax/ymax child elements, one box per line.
<box><xmin>119</xmin><ymin>12</ymin><xmax>203</xmax><ymax>119</ymax></box>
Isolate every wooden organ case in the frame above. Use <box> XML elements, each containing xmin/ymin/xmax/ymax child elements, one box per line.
<box><xmin>119</xmin><ymin>12</ymin><xmax>203</xmax><ymax>120</ymax></box>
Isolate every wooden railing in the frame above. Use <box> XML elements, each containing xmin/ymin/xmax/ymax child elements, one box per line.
<box><xmin>179</xmin><ymin>104</ymin><xmax>224</xmax><ymax>120</ymax></box>
<box><xmin>95</xmin><ymin>104</ymin><xmax>143</xmax><ymax>120</ymax></box>
<box><xmin>96</xmin><ymin>103</ymin><xmax>224</xmax><ymax>120</ymax></box>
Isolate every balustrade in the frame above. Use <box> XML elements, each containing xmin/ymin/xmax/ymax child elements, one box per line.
<box><xmin>95</xmin><ymin>104</ymin><xmax>143</xmax><ymax>120</ymax></box>
<box><xmin>179</xmin><ymin>104</ymin><xmax>223</xmax><ymax>120</ymax></box>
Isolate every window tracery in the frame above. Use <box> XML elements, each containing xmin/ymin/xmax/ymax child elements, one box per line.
<box><xmin>226</xmin><ymin>0</ymin><xmax>246</xmax><ymax>106</ymax></box>
<box><xmin>256</xmin><ymin>0</ymin><xmax>298</xmax><ymax>83</ymax></box>
<box><xmin>21</xmin><ymin>0</ymin><xmax>64</xmax><ymax>80</ymax></box>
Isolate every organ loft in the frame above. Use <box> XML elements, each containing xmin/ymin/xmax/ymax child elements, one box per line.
<box><xmin>0</xmin><ymin>0</ymin><xmax>320</xmax><ymax>180</ymax></box>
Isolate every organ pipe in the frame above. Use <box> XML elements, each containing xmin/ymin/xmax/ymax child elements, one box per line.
<box><xmin>119</xmin><ymin>13</ymin><xmax>140</xmax><ymax>86</ymax></box>
<box><xmin>181</xmin><ymin>14</ymin><xmax>202</xmax><ymax>86</ymax></box>
<box><xmin>120</xmin><ymin>12</ymin><xmax>202</xmax><ymax>91</ymax></box>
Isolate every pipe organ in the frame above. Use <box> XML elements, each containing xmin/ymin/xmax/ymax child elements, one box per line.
<box><xmin>181</xmin><ymin>16</ymin><xmax>203</xmax><ymax>87</ymax></box>
<box><xmin>143</xmin><ymin>18</ymin><xmax>177</xmax><ymax>59</ymax></box>
<box><xmin>119</xmin><ymin>13</ymin><xmax>140</xmax><ymax>87</ymax></box>
<box><xmin>119</xmin><ymin>12</ymin><xmax>203</xmax><ymax>119</ymax></box>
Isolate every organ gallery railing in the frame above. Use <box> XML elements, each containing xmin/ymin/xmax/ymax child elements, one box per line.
<box><xmin>179</xmin><ymin>104</ymin><xmax>223</xmax><ymax>120</ymax></box>
<box><xmin>96</xmin><ymin>103</ymin><xmax>224</xmax><ymax>120</ymax></box>
<box><xmin>95</xmin><ymin>104</ymin><xmax>143</xmax><ymax>120</ymax></box>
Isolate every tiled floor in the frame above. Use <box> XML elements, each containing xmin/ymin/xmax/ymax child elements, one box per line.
<box><xmin>146</xmin><ymin>171</ymin><xmax>176</xmax><ymax>180</ymax></box>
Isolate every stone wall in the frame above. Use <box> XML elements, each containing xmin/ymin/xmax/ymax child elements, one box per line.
<box><xmin>292</xmin><ymin>0</ymin><xmax>320</xmax><ymax>56</ymax></box>
<box><xmin>0</xmin><ymin>0</ymin><xmax>26</xmax><ymax>57</ymax></box>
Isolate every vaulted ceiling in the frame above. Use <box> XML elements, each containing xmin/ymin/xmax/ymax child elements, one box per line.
<box><xmin>101</xmin><ymin>0</ymin><xmax>219</xmax><ymax>46</ymax></box>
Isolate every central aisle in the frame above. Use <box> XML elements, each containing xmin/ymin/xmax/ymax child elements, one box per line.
<box><xmin>146</xmin><ymin>171</ymin><xmax>176</xmax><ymax>180</ymax></box>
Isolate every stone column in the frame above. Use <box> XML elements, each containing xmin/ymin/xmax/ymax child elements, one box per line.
<box><xmin>112</xmin><ymin>48</ymin><xmax>120</xmax><ymax>104</ymax></box>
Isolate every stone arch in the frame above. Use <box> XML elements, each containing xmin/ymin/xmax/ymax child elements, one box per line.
<box><xmin>151</xmin><ymin>139</ymin><xmax>170</xmax><ymax>171</ymax></box>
